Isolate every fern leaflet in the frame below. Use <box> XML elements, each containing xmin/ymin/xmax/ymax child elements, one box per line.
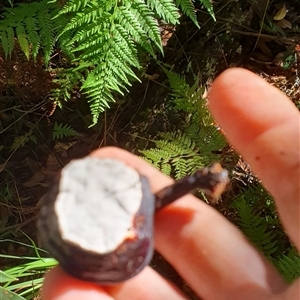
<box><xmin>175</xmin><ymin>0</ymin><xmax>199</xmax><ymax>27</ymax></box>
<box><xmin>231</xmin><ymin>188</ymin><xmax>278</xmax><ymax>257</ymax></box>
<box><xmin>52</xmin><ymin>122</ymin><xmax>77</xmax><ymax>140</ymax></box>
<box><xmin>274</xmin><ymin>254</ymin><xmax>300</xmax><ymax>283</ymax></box>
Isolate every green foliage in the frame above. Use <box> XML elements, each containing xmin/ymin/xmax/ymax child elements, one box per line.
<box><xmin>55</xmin><ymin>0</ymin><xmax>173</xmax><ymax>125</ymax></box>
<box><xmin>231</xmin><ymin>186</ymin><xmax>300</xmax><ymax>282</ymax></box>
<box><xmin>140</xmin><ymin>68</ymin><xmax>299</xmax><ymax>284</ymax></box>
<box><xmin>0</xmin><ymin>255</ymin><xmax>57</xmax><ymax>299</ymax></box>
<box><xmin>0</xmin><ymin>0</ymin><xmax>60</xmax><ymax>64</ymax></box>
<box><xmin>175</xmin><ymin>0</ymin><xmax>216</xmax><ymax>26</ymax></box>
<box><xmin>141</xmin><ymin>132</ymin><xmax>204</xmax><ymax>178</ymax></box>
<box><xmin>231</xmin><ymin>187</ymin><xmax>278</xmax><ymax>256</ymax></box>
<box><xmin>50</xmin><ymin>68</ymin><xmax>83</xmax><ymax>104</ymax></box>
<box><xmin>0</xmin><ymin>0</ymin><xmax>216</xmax><ymax>126</ymax></box>
<box><xmin>196</xmin><ymin>0</ymin><xmax>216</xmax><ymax>21</ymax></box>
<box><xmin>0</xmin><ymin>238</ymin><xmax>58</xmax><ymax>299</ymax></box>
<box><xmin>0</xmin><ymin>286</ymin><xmax>26</xmax><ymax>300</ymax></box>
<box><xmin>52</xmin><ymin>122</ymin><xmax>77</xmax><ymax>140</ymax></box>
<box><xmin>141</xmin><ymin>68</ymin><xmax>226</xmax><ymax>177</ymax></box>
<box><xmin>10</xmin><ymin>132</ymin><xmax>37</xmax><ymax>151</ymax></box>
<box><xmin>275</xmin><ymin>253</ymin><xmax>300</xmax><ymax>283</ymax></box>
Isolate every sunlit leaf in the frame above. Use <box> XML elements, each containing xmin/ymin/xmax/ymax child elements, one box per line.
<box><xmin>273</xmin><ymin>5</ymin><xmax>287</xmax><ymax>21</ymax></box>
<box><xmin>0</xmin><ymin>270</ymin><xmax>18</xmax><ymax>283</ymax></box>
<box><xmin>0</xmin><ymin>286</ymin><xmax>26</xmax><ymax>300</ymax></box>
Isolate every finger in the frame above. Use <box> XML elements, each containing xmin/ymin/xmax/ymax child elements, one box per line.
<box><xmin>103</xmin><ymin>267</ymin><xmax>187</xmax><ymax>300</ymax></box>
<box><xmin>42</xmin><ymin>266</ymin><xmax>186</xmax><ymax>300</ymax></box>
<box><xmin>41</xmin><ymin>267</ymin><xmax>113</xmax><ymax>300</ymax></box>
<box><xmin>91</xmin><ymin>147</ymin><xmax>287</xmax><ymax>300</ymax></box>
<box><xmin>209</xmin><ymin>68</ymin><xmax>300</xmax><ymax>249</ymax></box>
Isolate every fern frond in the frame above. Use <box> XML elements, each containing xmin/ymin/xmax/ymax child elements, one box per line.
<box><xmin>11</xmin><ymin>135</ymin><xmax>27</xmax><ymax>151</ymax></box>
<box><xmin>67</xmin><ymin>23</ymin><xmax>103</xmax><ymax>48</ymax></box>
<box><xmin>146</xmin><ymin>0</ymin><xmax>180</xmax><ymax>24</ymax></box>
<box><xmin>175</xmin><ymin>0</ymin><xmax>199</xmax><ymax>27</ymax></box>
<box><xmin>163</xmin><ymin>67</ymin><xmax>190</xmax><ymax>96</ymax></box>
<box><xmin>141</xmin><ymin>132</ymin><xmax>204</xmax><ymax>178</ymax></box>
<box><xmin>161</xmin><ymin>162</ymin><xmax>172</xmax><ymax>176</ymax></box>
<box><xmin>139</xmin><ymin>148</ymin><xmax>172</xmax><ymax>170</ymax></box>
<box><xmin>0</xmin><ymin>0</ymin><xmax>58</xmax><ymax>63</ymax></box>
<box><xmin>274</xmin><ymin>254</ymin><xmax>300</xmax><ymax>283</ymax></box>
<box><xmin>10</xmin><ymin>132</ymin><xmax>36</xmax><ymax>151</ymax></box>
<box><xmin>131</xmin><ymin>1</ymin><xmax>162</xmax><ymax>52</ymax></box>
<box><xmin>54</xmin><ymin>0</ymin><xmax>90</xmax><ymax>16</ymax></box>
<box><xmin>38</xmin><ymin>11</ymin><xmax>55</xmax><ymax>65</ymax></box>
<box><xmin>140</xmin><ymin>67</ymin><xmax>227</xmax><ymax>181</ymax></box>
<box><xmin>24</xmin><ymin>17</ymin><xmax>40</xmax><ymax>59</ymax></box>
<box><xmin>16</xmin><ymin>24</ymin><xmax>30</xmax><ymax>60</ymax></box>
<box><xmin>0</xmin><ymin>27</ymin><xmax>14</xmax><ymax>58</ymax></box>
<box><xmin>197</xmin><ymin>0</ymin><xmax>216</xmax><ymax>21</ymax></box>
<box><xmin>113</xmin><ymin>24</ymin><xmax>139</xmax><ymax>67</ymax></box>
<box><xmin>60</xmin><ymin>4</ymin><xmax>107</xmax><ymax>36</ymax></box>
<box><xmin>116</xmin><ymin>6</ymin><xmax>156</xmax><ymax>56</ymax></box>
<box><xmin>231</xmin><ymin>191</ymin><xmax>278</xmax><ymax>257</ymax></box>
<box><xmin>54</xmin><ymin>0</ymin><xmax>184</xmax><ymax>123</ymax></box>
<box><xmin>52</xmin><ymin>122</ymin><xmax>77</xmax><ymax>140</ymax></box>
<box><xmin>50</xmin><ymin>67</ymin><xmax>83</xmax><ymax>104</ymax></box>
<box><xmin>57</xmin><ymin>1</ymin><xmax>168</xmax><ymax>123</ymax></box>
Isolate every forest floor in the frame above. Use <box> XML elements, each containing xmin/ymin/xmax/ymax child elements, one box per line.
<box><xmin>0</xmin><ymin>1</ymin><xmax>299</xmax><ymax>299</ymax></box>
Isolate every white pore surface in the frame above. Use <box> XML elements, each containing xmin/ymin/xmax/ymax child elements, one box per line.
<box><xmin>55</xmin><ymin>157</ymin><xmax>142</xmax><ymax>254</ymax></box>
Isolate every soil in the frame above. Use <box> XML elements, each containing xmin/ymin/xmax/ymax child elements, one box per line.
<box><xmin>0</xmin><ymin>1</ymin><xmax>299</xmax><ymax>299</ymax></box>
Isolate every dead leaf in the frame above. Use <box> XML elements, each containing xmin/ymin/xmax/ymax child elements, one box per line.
<box><xmin>46</xmin><ymin>153</ymin><xmax>61</xmax><ymax>171</ymax></box>
<box><xmin>275</xmin><ymin>19</ymin><xmax>292</xmax><ymax>29</ymax></box>
<box><xmin>24</xmin><ymin>157</ymin><xmax>41</xmax><ymax>172</ymax></box>
<box><xmin>144</xmin><ymin>73</ymin><xmax>159</xmax><ymax>80</ymax></box>
<box><xmin>54</xmin><ymin>141</ymin><xmax>77</xmax><ymax>157</ymax></box>
<box><xmin>273</xmin><ymin>5</ymin><xmax>287</xmax><ymax>21</ymax></box>
<box><xmin>23</xmin><ymin>172</ymin><xmax>46</xmax><ymax>187</ymax></box>
<box><xmin>257</xmin><ymin>39</ymin><xmax>273</xmax><ymax>58</ymax></box>
<box><xmin>0</xmin><ymin>163</ymin><xmax>6</xmax><ymax>173</ymax></box>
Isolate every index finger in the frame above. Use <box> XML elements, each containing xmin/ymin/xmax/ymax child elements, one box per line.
<box><xmin>209</xmin><ymin>68</ymin><xmax>300</xmax><ymax>249</ymax></box>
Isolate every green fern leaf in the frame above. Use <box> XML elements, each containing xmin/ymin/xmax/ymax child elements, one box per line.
<box><xmin>146</xmin><ymin>0</ymin><xmax>180</xmax><ymax>24</ymax></box>
<box><xmin>161</xmin><ymin>162</ymin><xmax>172</xmax><ymax>176</ymax></box>
<box><xmin>16</xmin><ymin>24</ymin><xmax>30</xmax><ymax>60</ymax></box>
<box><xmin>10</xmin><ymin>134</ymin><xmax>30</xmax><ymax>151</ymax></box>
<box><xmin>117</xmin><ymin>6</ymin><xmax>156</xmax><ymax>56</ymax></box>
<box><xmin>232</xmin><ymin>195</ymin><xmax>278</xmax><ymax>256</ymax></box>
<box><xmin>141</xmin><ymin>131</ymin><xmax>204</xmax><ymax>178</ymax></box>
<box><xmin>0</xmin><ymin>0</ymin><xmax>58</xmax><ymax>62</ymax></box>
<box><xmin>54</xmin><ymin>0</ymin><xmax>188</xmax><ymax>124</ymax></box>
<box><xmin>196</xmin><ymin>0</ymin><xmax>216</xmax><ymax>21</ymax></box>
<box><xmin>131</xmin><ymin>1</ymin><xmax>162</xmax><ymax>52</ymax></box>
<box><xmin>38</xmin><ymin>12</ymin><xmax>54</xmax><ymax>65</ymax></box>
<box><xmin>25</xmin><ymin>17</ymin><xmax>40</xmax><ymax>59</ymax></box>
<box><xmin>175</xmin><ymin>0</ymin><xmax>199</xmax><ymax>27</ymax></box>
<box><xmin>113</xmin><ymin>24</ymin><xmax>139</xmax><ymax>67</ymax></box>
<box><xmin>6</xmin><ymin>26</ymin><xmax>15</xmax><ymax>57</ymax></box>
<box><xmin>0</xmin><ymin>30</ymin><xmax>10</xmax><ymax>59</ymax></box>
<box><xmin>54</xmin><ymin>0</ymin><xmax>90</xmax><ymax>16</ymax></box>
<box><xmin>60</xmin><ymin>4</ymin><xmax>108</xmax><ymax>36</ymax></box>
<box><xmin>139</xmin><ymin>148</ymin><xmax>171</xmax><ymax>168</ymax></box>
<box><xmin>274</xmin><ymin>254</ymin><xmax>300</xmax><ymax>283</ymax></box>
<box><xmin>53</xmin><ymin>122</ymin><xmax>77</xmax><ymax>140</ymax></box>
<box><xmin>162</xmin><ymin>66</ymin><xmax>191</xmax><ymax>97</ymax></box>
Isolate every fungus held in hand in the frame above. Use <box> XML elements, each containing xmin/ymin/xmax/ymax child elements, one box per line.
<box><xmin>38</xmin><ymin>156</ymin><xmax>229</xmax><ymax>284</ymax></box>
<box><xmin>39</xmin><ymin>157</ymin><xmax>154</xmax><ymax>284</ymax></box>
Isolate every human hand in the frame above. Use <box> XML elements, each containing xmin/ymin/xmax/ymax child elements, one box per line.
<box><xmin>41</xmin><ymin>68</ymin><xmax>300</xmax><ymax>300</ymax></box>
